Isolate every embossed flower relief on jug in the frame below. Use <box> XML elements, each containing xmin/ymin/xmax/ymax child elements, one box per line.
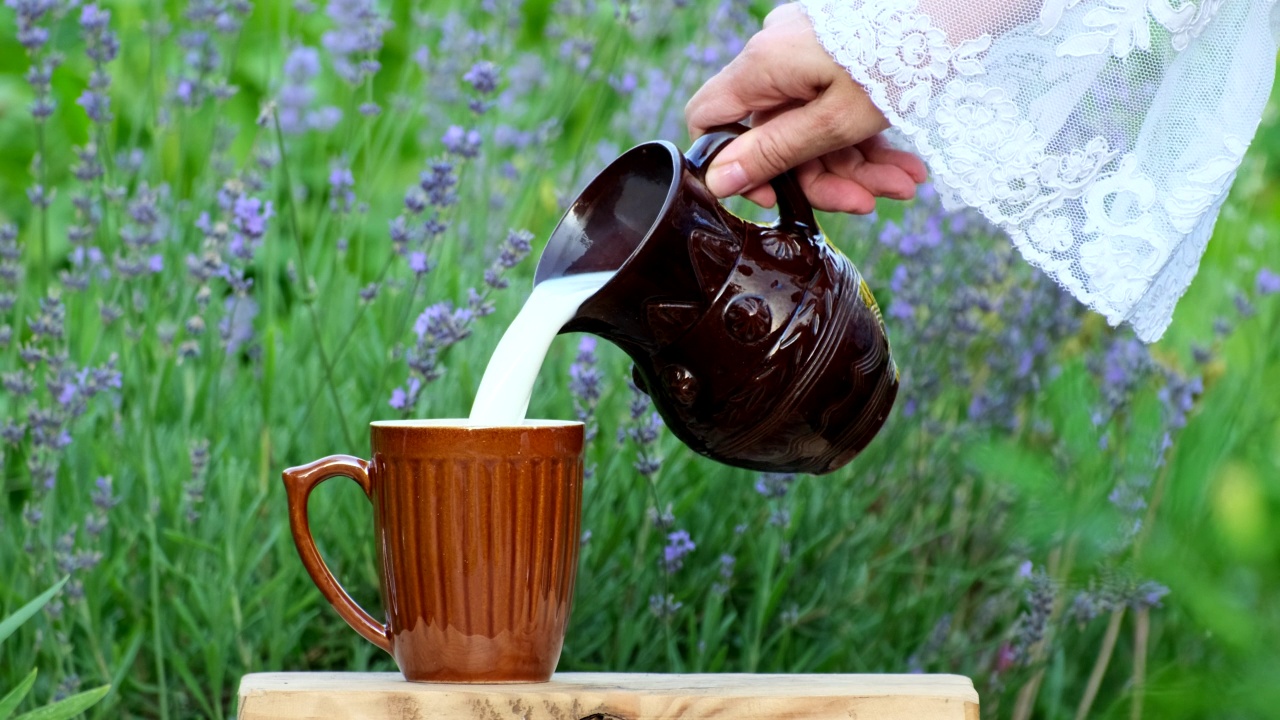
<box><xmin>536</xmin><ymin>123</ymin><xmax>900</xmax><ymax>475</ymax></box>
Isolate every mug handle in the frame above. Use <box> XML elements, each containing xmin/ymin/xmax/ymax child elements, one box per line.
<box><xmin>684</xmin><ymin>122</ymin><xmax>819</xmax><ymax>232</ymax></box>
<box><xmin>282</xmin><ymin>455</ymin><xmax>392</xmax><ymax>654</ymax></box>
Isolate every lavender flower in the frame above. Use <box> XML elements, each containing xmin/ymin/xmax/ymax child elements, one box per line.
<box><xmin>1</xmin><ymin>224</ymin><xmax>21</xmax><ymax>308</ymax></box>
<box><xmin>322</xmin><ymin>0</ymin><xmax>391</xmax><ymax>85</ymax></box>
<box><xmin>232</xmin><ymin>195</ymin><xmax>272</xmax><ymax>240</ymax></box>
<box><xmin>463</xmin><ymin>61</ymin><xmax>500</xmax><ymax>94</ymax></box>
<box><xmin>413</xmin><ymin>302</ymin><xmax>472</xmax><ymax>346</ymax></box>
<box><xmin>569</xmin><ymin>336</ymin><xmax>601</xmax><ymax>443</ymax></box>
<box><xmin>881</xmin><ymin>190</ymin><xmax>946</xmax><ymax>256</ymax></box>
<box><xmin>183</xmin><ymin>440</ymin><xmax>210</xmax><ymax>522</ymax></box>
<box><xmin>768</xmin><ymin>507</ymin><xmax>791</xmax><ymax>528</ymax></box>
<box><xmin>278</xmin><ymin>46</ymin><xmax>342</xmax><ymax>133</ymax></box>
<box><xmin>219</xmin><ymin>296</ymin><xmax>259</xmax><ymax>354</ymax></box>
<box><xmin>72</xmin><ymin>144</ymin><xmax>105</xmax><ymax>185</ymax></box>
<box><xmin>463</xmin><ymin>61</ymin><xmax>500</xmax><ymax>113</ymax></box>
<box><xmin>755</xmin><ymin>473</ymin><xmax>795</xmax><ymax>499</ymax></box>
<box><xmin>395</xmin><ymin>220</ymin><xmax>531</xmax><ymax>400</ymax></box>
<box><xmin>619</xmin><ymin>68</ymin><xmax>677</xmax><ymax>140</ymax></box>
<box><xmin>173</xmin><ymin>0</ymin><xmax>247</xmax><ymax>108</ymax></box>
<box><xmin>403</xmin><ymin>187</ymin><xmax>427</xmax><ymax>215</ymax></box>
<box><xmin>1257</xmin><ymin>267</ymin><xmax>1280</xmax><ymax>296</ymax></box>
<box><xmin>647</xmin><ymin>503</ymin><xmax>675</xmax><ymax>529</ymax></box>
<box><xmin>711</xmin><ymin>553</ymin><xmax>735</xmax><ymax>595</ymax></box>
<box><xmin>29</xmin><ymin>296</ymin><xmax>66</xmax><ymax>342</ymax></box>
<box><xmin>121</xmin><ymin>183</ymin><xmax>166</xmax><ymax>246</ymax></box>
<box><xmin>84</xmin><ymin>475</ymin><xmax>119</xmax><ymax>537</ymax></box>
<box><xmin>472</xmin><ymin>229</ymin><xmax>534</xmax><ymax>308</ymax></box>
<box><xmin>442</xmin><ymin>126</ymin><xmax>482</xmax><ymax>157</ymax></box>
<box><xmin>7</xmin><ymin>0</ymin><xmax>57</xmax><ymax>52</ymax></box>
<box><xmin>624</xmin><ymin>382</ymin><xmax>664</xmax><ymax>478</ymax></box>
<box><xmin>419</xmin><ymin>160</ymin><xmax>458</xmax><ymax>208</ymax></box>
<box><xmin>662</xmin><ymin>529</ymin><xmax>695</xmax><ymax>573</ymax></box>
<box><xmin>558</xmin><ymin>38</ymin><xmax>593</xmax><ymax>73</ymax></box>
<box><xmin>1095</xmin><ymin>335</ymin><xmax>1152</xmax><ymax>412</ymax></box>
<box><xmin>76</xmin><ymin>89</ymin><xmax>111</xmax><ymax>124</ymax></box>
<box><xmin>1157</xmin><ymin>368</ymin><xmax>1203</xmax><ymax>429</ymax></box>
<box><xmin>1010</xmin><ymin>567</ymin><xmax>1055</xmax><ymax>666</ymax></box>
<box><xmin>407</xmin><ymin>251</ymin><xmax>430</xmax><ymax>276</ymax></box>
<box><xmin>388</xmin><ymin>376</ymin><xmax>422</xmax><ymax>411</ymax></box>
<box><xmin>77</xmin><ymin>5</ymin><xmax>118</xmax><ymax>124</ymax></box>
<box><xmin>328</xmin><ymin>165</ymin><xmax>356</xmax><ymax>212</ymax></box>
<box><xmin>497</xmin><ymin>229</ymin><xmax>532</xmax><ymax>269</ymax></box>
<box><xmin>648</xmin><ymin>593</ymin><xmax>682</xmax><ymax>620</ymax></box>
<box><xmin>1130</xmin><ymin>580</ymin><xmax>1170</xmax><ymax>609</ymax></box>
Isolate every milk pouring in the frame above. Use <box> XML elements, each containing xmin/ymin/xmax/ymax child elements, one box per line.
<box><xmin>469</xmin><ymin>271</ymin><xmax>615</xmax><ymax>425</ymax></box>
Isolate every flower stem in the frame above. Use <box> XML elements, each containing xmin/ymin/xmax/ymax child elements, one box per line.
<box><xmin>1074</xmin><ymin>607</ymin><xmax>1126</xmax><ymax>720</ymax></box>
<box><xmin>271</xmin><ymin>113</ymin><xmax>358</xmax><ymax>450</ymax></box>
<box><xmin>35</xmin><ymin>122</ymin><xmax>49</xmax><ymax>293</ymax></box>
<box><xmin>1131</xmin><ymin>607</ymin><xmax>1150</xmax><ymax>720</ymax></box>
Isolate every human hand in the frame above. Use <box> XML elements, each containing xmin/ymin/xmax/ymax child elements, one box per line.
<box><xmin>684</xmin><ymin>3</ymin><xmax>927</xmax><ymax>214</ymax></box>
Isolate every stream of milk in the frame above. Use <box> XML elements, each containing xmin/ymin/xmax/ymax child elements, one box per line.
<box><xmin>468</xmin><ymin>271</ymin><xmax>615</xmax><ymax>425</ymax></box>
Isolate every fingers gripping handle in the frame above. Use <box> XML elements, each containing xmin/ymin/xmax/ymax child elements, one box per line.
<box><xmin>684</xmin><ymin>122</ymin><xmax>818</xmax><ymax>232</ymax></box>
<box><xmin>283</xmin><ymin>455</ymin><xmax>392</xmax><ymax>654</ymax></box>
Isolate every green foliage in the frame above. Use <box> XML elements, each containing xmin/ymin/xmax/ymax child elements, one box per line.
<box><xmin>0</xmin><ymin>579</ymin><xmax>68</xmax><ymax>647</ymax></box>
<box><xmin>1</xmin><ymin>579</ymin><xmax>109</xmax><ymax>720</ymax></box>
<box><xmin>11</xmin><ymin>687</ymin><xmax>111</xmax><ymax>720</ymax></box>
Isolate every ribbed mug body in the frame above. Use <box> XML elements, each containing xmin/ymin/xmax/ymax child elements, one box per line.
<box><xmin>369</xmin><ymin>422</ymin><xmax>583</xmax><ymax>682</ymax></box>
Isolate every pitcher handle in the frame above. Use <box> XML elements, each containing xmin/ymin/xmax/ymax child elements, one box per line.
<box><xmin>283</xmin><ymin>455</ymin><xmax>393</xmax><ymax>654</ymax></box>
<box><xmin>685</xmin><ymin>122</ymin><xmax>818</xmax><ymax>232</ymax></box>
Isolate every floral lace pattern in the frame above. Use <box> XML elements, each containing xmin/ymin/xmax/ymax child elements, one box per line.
<box><xmin>802</xmin><ymin>0</ymin><xmax>1278</xmax><ymax>341</ymax></box>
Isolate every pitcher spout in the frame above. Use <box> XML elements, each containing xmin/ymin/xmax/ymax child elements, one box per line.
<box><xmin>535</xmin><ymin>137</ymin><xmax>748</xmax><ymax>353</ymax></box>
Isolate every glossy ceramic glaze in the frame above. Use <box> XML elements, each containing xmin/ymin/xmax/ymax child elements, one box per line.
<box><xmin>536</xmin><ymin>124</ymin><xmax>898</xmax><ymax>474</ymax></box>
<box><xmin>283</xmin><ymin>420</ymin><xmax>584</xmax><ymax>683</ymax></box>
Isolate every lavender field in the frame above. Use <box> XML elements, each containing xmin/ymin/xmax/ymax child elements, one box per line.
<box><xmin>1</xmin><ymin>1</ymin><xmax>1279</xmax><ymax>718</ymax></box>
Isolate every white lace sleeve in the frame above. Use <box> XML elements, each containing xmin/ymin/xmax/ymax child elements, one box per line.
<box><xmin>801</xmin><ymin>0</ymin><xmax>1279</xmax><ymax>341</ymax></box>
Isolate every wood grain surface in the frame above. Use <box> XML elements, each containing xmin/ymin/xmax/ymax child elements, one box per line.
<box><xmin>237</xmin><ymin>672</ymin><xmax>979</xmax><ymax>720</ymax></box>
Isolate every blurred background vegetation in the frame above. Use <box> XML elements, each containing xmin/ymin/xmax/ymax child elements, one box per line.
<box><xmin>1</xmin><ymin>0</ymin><xmax>1278</xmax><ymax>718</ymax></box>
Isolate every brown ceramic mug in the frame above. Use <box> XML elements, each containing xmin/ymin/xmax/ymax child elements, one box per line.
<box><xmin>283</xmin><ymin>419</ymin><xmax>584</xmax><ymax>683</ymax></box>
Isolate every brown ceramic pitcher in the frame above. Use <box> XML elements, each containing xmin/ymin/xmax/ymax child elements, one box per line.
<box><xmin>536</xmin><ymin>123</ymin><xmax>898</xmax><ymax>475</ymax></box>
<box><xmin>283</xmin><ymin>420</ymin><xmax>584</xmax><ymax>683</ymax></box>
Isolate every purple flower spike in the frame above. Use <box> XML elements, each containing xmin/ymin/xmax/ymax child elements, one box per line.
<box><xmin>419</xmin><ymin>161</ymin><xmax>458</xmax><ymax>207</ymax></box>
<box><xmin>92</xmin><ymin>475</ymin><xmax>119</xmax><ymax>511</ymax></box>
<box><xmin>754</xmin><ymin>473</ymin><xmax>795</xmax><ymax>498</ymax></box>
<box><xmin>76</xmin><ymin>91</ymin><xmax>110</xmax><ymax>123</ymax></box>
<box><xmin>648</xmin><ymin>593</ymin><xmax>682</xmax><ymax>619</ymax></box>
<box><xmin>1258</xmin><ymin>268</ymin><xmax>1280</xmax><ymax>296</ymax></box>
<box><xmin>388</xmin><ymin>387</ymin><xmax>407</xmax><ymax>409</ymax></box>
<box><xmin>497</xmin><ymin>229</ymin><xmax>532</xmax><ymax>269</ymax></box>
<box><xmin>662</xmin><ymin>529</ymin><xmax>696</xmax><ymax>573</ymax></box>
<box><xmin>232</xmin><ymin>196</ymin><xmax>272</xmax><ymax>239</ymax></box>
<box><xmin>463</xmin><ymin>61</ymin><xmax>500</xmax><ymax>95</ymax></box>
<box><xmin>413</xmin><ymin>302</ymin><xmax>472</xmax><ymax>346</ymax></box>
<box><xmin>442</xmin><ymin>126</ymin><xmax>482</xmax><ymax>158</ymax></box>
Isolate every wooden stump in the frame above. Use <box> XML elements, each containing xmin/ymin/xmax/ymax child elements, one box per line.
<box><xmin>237</xmin><ymin>672</ymin><xmax>979</xmax><ymax>719</ymax></box>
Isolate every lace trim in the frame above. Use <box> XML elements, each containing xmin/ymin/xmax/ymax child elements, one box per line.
<box><xmin>800</xmin><ymin>0</ymin><xmax>1273</xmax><ymax>341</ymax></box>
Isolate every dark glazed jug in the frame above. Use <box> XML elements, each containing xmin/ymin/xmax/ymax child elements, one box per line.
<box><xmin>536</xmin><ymin>124</ymin><xmax>898</xmax><ymax>475</ymax></box>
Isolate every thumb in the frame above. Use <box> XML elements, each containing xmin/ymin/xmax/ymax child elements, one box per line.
<box><xmin>704</xmin><ymin>101</ymin><xmax>844</xmax><ymax>198</ymax></box>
